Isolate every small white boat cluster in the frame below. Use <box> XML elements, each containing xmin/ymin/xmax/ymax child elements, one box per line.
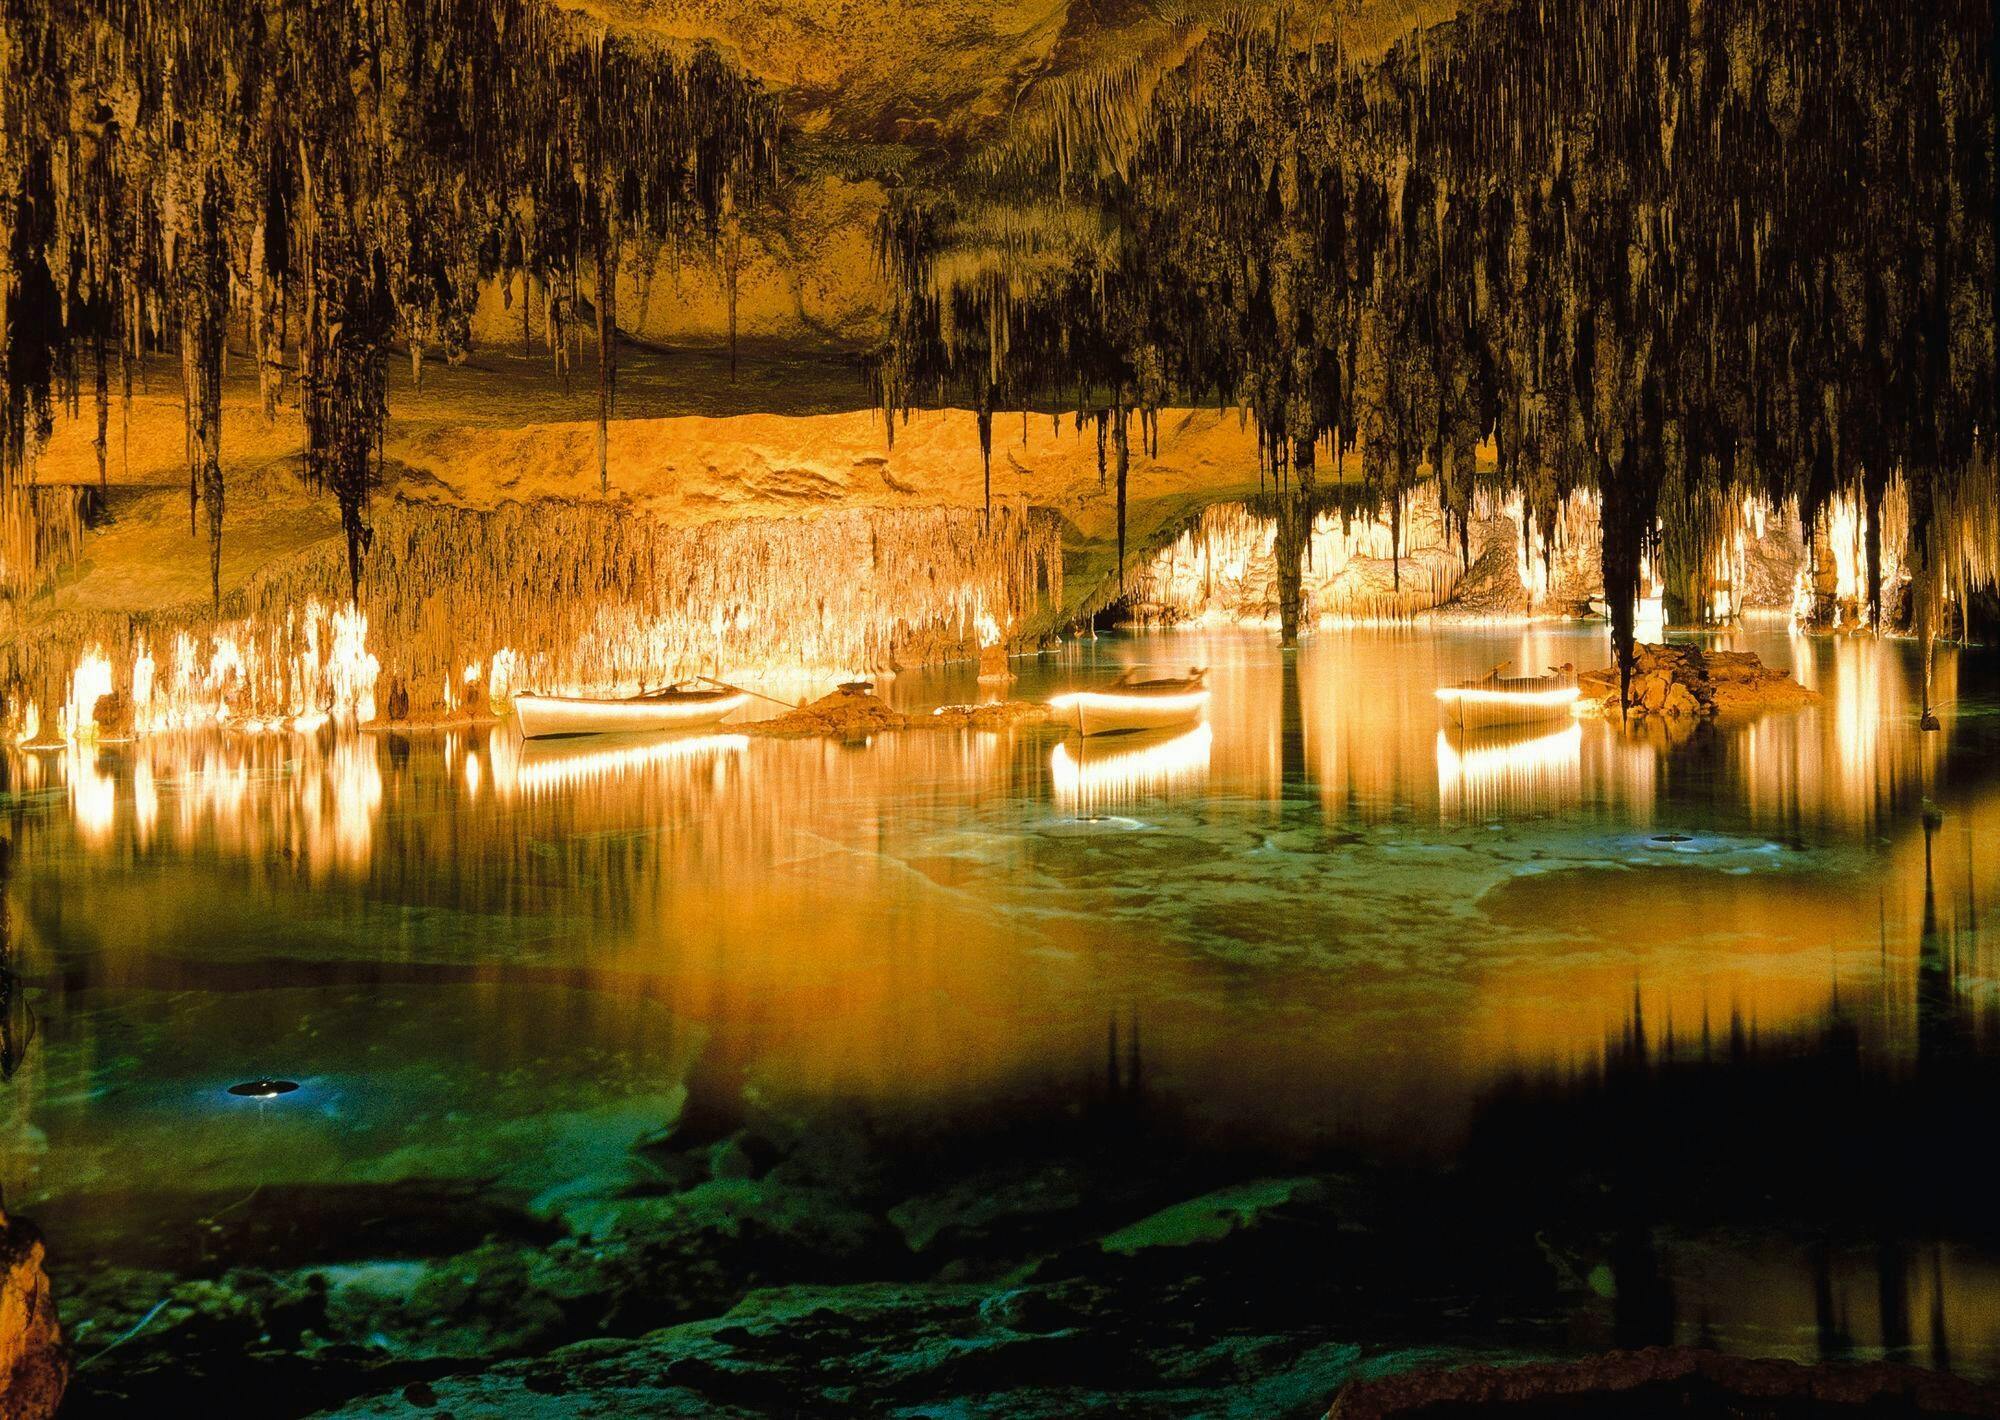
<box><xmin>514</xmin><ymin>661</ymin><xmax>1582</xmax><ymax>754</ymax></box>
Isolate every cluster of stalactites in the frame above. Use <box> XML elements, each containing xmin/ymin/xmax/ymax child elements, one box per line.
<box><xmin>1</xmin><ymin>0</ymin><xmax>777</xmax><ymax>600</ymax></box>
<box><xmin>875</xmin><ymin>0</ymin><xmax>1995</xmax><ymax>704</ymax></box>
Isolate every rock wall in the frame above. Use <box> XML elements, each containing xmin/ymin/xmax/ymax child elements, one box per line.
<box><xmin>0</xmin><ymin>1208</ymin><xmax>65</xmax><ymax>1419</ymax></box>
<box><xmin>1126</xmin><ymin>493</ymin><xmax>1600</xmax><ymax>626</ymax></box>
<box><xmin>1125</xmin><ymin>497</ymin><xmax>1462</xmax><ymax>625</ymax></box>
<box><xmin>1</xmin><ymin>496</ymin><xmax>1064</xmax><ymax>730</ymax></box>
<box><xmin>1129</xmin><ymin>491</ymin><xmax>1814</xmax><ymax>629</ymax></box>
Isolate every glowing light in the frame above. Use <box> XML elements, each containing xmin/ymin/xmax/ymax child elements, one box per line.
<box><xmin>1047</xmin><ymin>687</ymin><xmax>1210</xmax><ymax>736</ymax></box>
<box><xmin>134</xmin><ymin>754</ymin><xmax>158</xmax><ymax>845</ymax></box>
<box><xmin>133</xmin><ymin>643</ymin><xmax>157</xmax><ymax>723</ymax></box>
<box><xmin>68</xmin><ymin>746</ymin><xmax>115</xmax><ymax>841</ymax></box>
<box><xmin>492</xmin><ymin>731</ymin><xmax>749</xmax><ymax>798</ymax></box>
<box><xmin>16</xmin><ymin>700</ymin><xmax>40</xmax><ymax>746</ymax></box>
<box><xmin>1436</xmin><ymin>722</ymin><xmax>1582</xmax><ymax>819</ymax></box>
<box><xmin>464</xmin><ymin>751</ymin><xmax>483</xmax><ymax>797</ymax></box>
<box><xmin>327</xmin><ymin>738</ymin><xmax>383</xmax><ymax>866</ymax></box>
<box><xmin>975</xmin><ymin>609</ymin><xmax>1003</xmax><ymax>648</ymax></box>
<box><xmin>1051</xmin><ymin>724</ymin><xmax>1212</xmax><ymax>813</ymax></box>
<box><xmin>328</xmin><ymin>605</ymin><xmax>380</xmax><ymax>723</ymax></box>
<box><xmin>488</xmin><ymin>648</ymin><xmax>519</xmax><ymax>705</ymax></box>
<box><xmin>61</xmin><ymin>647</ymin><xmax>115</xmax><ymax>742</ymax></box>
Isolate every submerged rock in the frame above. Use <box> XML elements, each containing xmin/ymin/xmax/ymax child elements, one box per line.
<box><xmin>0</xmin><ymin>1207</ymin><xmax>67</xmax><ymax>1419</ymax></box>
<box><xmin>1099</xmin><ymin>1178</ymin><xmax>1328</xmax><ymax>1256</ymax></box>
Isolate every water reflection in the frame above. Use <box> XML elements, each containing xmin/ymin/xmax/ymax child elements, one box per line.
<box><xmin>1050</xmin><ymin>724</ymin><xmax>1213</xmax><ymax>816</ymax></box>
<box><xmin>6</xmin><ymin>625</ymin><xmax>2000</xmax><ymax>1399</ymax></box>
<box><xmin>490</xmin><ymin>730</ymin><xmax>750</xmax><ymax>799</ymax></box>
<box><xmin>7</xmin><ymin>626</ymin><xmax>1994</xmax><ymax>1133</ymax></box>
<box><xmin>1436</xmin><ymin>722</ymin><xmax>1583</xmax><ymax>820</ymax></box>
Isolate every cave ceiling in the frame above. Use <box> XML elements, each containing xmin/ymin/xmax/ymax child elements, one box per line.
<box><xmin>560</xmin><ymin>0</ymin><xmax>1464</xmax><ymax>169</ymax></box>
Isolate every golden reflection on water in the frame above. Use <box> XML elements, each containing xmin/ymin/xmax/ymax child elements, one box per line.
<box><xmin>8</xmin><ymin>628</ymin><xmax>1996</xmax><ymax>1139</ymax></box>
<box><xmin>1050</xmin><ymin>724</ymin><xmax>1213</xmax><ymax>815</ymax></box>
<box><xmin>1436</xmin><ymin>722</ymin><xmax>1583</xmax><ymax>820</ymax></box>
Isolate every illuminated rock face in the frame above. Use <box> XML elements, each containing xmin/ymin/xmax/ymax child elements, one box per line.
<box><xmin>0</xmin><ymin>498</ymin><xmax>1064</xmax><ymax>734</ymax></box>
<box><xmin>0</xmin><ymin>1209</ymin><xmax>65</xmax><ymax>1419</ymax></box>
<box><xmin>1129</xmin><ymin>495</ymin><xmax>1813</xmax><ymax>628</ymax></box>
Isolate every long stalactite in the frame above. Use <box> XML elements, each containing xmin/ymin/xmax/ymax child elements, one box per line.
<box><xmin>874</xmin><ymin>0</ymin><xmax>1996</xmax><ymax>707</ymax></box>
<box><xmin>1</xmin><ymin>0</ymin><xmax>778</xmax><ymax>596</ymax></box>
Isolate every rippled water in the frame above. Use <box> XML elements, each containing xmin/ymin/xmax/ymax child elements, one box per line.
<box><xmin>5</xmin><ymin>622</ymin><xmax>1998</xmax><ymax>1404</ymax></box>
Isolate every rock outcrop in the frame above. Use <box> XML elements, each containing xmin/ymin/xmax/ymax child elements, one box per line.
<box><xmin>1326</xmin><ymin>1346</ymin><xmax>2000</xmax><ymax>1419</ymax></box>
<box><xmin>0</xmin><ymin>1208</ymin><xmax>66</xmax><ymax>1419</ymax></box>
<box><xmin>1578</xmin><ymin>643</ymin><xmax>1818</xmax><ymax>719</ymax></box>
<box><xmin>748</xmin><ymin>685</ymin><xmax>910</xmax><ymax>738</ymax></box>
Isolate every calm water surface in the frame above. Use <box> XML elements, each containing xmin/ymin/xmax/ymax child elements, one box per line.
<box><xmin>5</xmin><ymin>623</ymin><xmax>1998</xmax><ymax>1388</ymax></box>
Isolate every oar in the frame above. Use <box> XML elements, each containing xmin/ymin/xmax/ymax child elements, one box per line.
<box><xmin>694</xmin><ymin>674</ymin><xmax>803</xmax><ymax>711</ymax></box>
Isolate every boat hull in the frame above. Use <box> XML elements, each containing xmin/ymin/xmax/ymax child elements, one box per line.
<box><xmin>1434</xmin><ymin>683</ymin><xmax>1578</xmax><ymax>731</ymax></box>
<box><xmin>514</xmin><ymin>691</ymin><xmax>747</xmax><ymax>739</ymax></box>
<box><xmin>1050</xmin><ymin>688</ymin><xmax>1210</xmax><ymax>737</ymax></box>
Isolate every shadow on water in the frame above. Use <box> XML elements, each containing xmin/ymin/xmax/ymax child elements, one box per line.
<box><xmin>1463</xmin><ymin>813</ymin><xmax>2000</xmax><ymax>1367</ymax></box>
<box><xmin>0</xmin><ymin>838</ymin><xmax>37</xmax><ymax>1084</ymax></box>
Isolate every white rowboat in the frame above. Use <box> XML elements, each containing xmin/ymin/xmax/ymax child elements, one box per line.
<box><xmin>1434</xmin><ymin>664</ymin><xmax>1578</xmax><ymax>731</ymax></box>
<box><xmin>514</xmin><ymin>687</ymin><xmax>748</xmax><ymax>739</ymax></box>
<box><xmin>1049</xmin><ymin>669</ymin><xmax>1209</xmax><ymax>737</ymax></box>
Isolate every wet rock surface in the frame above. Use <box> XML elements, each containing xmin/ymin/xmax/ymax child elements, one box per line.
<box><xmin>0</xmin><ymin>1206</ymin><xmax>67</xmax><ymax>1419</ymax></box>
<box><xmin>1578</xmin><ymin>644</ymin><xmax>1818</xmax><ymax>720</ymax></box>
<box><xmin>1328</xmin><ymin>1347</ymin><xmax>2000</xmax><ymax>1419</ymax></box>
<box><xmin>47</xmin><ymin>1089</ymin><xmax>1582</xmax><ymax>1417</ymax></box>
<box><xmin>748</xmin><ymin>685</ymin><xmax>1062</xmax><ymax>740</ymax></box>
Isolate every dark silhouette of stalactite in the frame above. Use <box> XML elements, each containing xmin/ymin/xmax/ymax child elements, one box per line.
<box><xmin>594</xmin><ymin>217</ymin><xmax>618</xmax><ymax>494</ymax></box>
<box><xmin>874</xmin><ymin>0</ymin><xmax>1995</xmax><ymax>667</ymax></box>
<box><xmin>976</xmin><ymin>385</ymin><xmax>994</xmax><ymax>521</ymax></box>
<box><xmin>1112</xmin><ymin>395</ymin><xmax>1129</xmax><ymax>590</ymax></box>
<box><xmin>178</xmin><ymin>170</ymin><xmax>230</xmax><ymax>607</ymax></box>
<box><xmin>91</xmin><ymin>325</ymin><xmax>108</xmax><ymax>488</ymax></box>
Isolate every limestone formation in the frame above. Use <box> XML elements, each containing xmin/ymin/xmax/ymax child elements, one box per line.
<box><xmin>0</xmin><ymin>1209</ymin><xmax>65</xmax><ymax>1419</ymax></box>
<box><xmin>1578</xmin><ymin>644</ymin><xmax>1819</xmax><ymax>720</ymax></box>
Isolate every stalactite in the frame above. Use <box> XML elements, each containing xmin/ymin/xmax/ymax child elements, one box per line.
<box><xmin>2</xmin><ymin>0</ymin><xmax>778</xmax><ymax>591</ymax></box>
<box><xmin>595</xmin><ymin>218</ymin><xmax>617</xmax><ymax>494</ymax></box>
<box><xmin>177</xmin><ymin>169</ymin><xmax>229</xmax><ymax>608</ymax></box>
<box><xmin>872</xmin><ymin>0</ymin><xmax>1995</xmax><ymax>642</ymax></box>
<box><xmin>1113</xmin><ymin>394</ymin><xmax>1129</xmax><ymax>591</ymax></box>
<box><xmin>1</xmin><ymin>502</ymin><xmax>1068</xmax><ymax>727</ymax></box>
<box><xmin>976</xmin><ymin>385</ymin><xmax>994</xmax><ymax>522</ymax></box>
